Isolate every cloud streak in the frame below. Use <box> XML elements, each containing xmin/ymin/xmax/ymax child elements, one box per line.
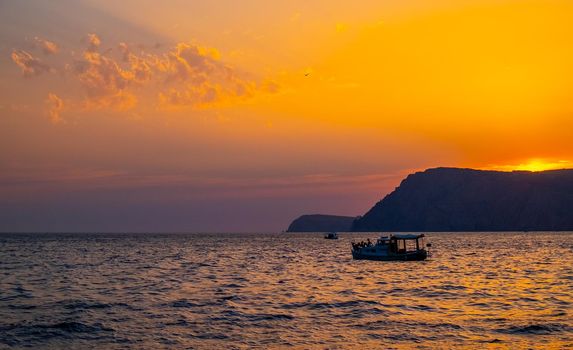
<box><xmin>0</xmin><ymin>166</ymin><xmax>399</xmax><ymax>200</ymax></box>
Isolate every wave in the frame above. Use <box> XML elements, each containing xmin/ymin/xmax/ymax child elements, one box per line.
<box><xmin>281</xmin><ymin>299</ymin><xmax>380</xmax><ymax>310</ymax></box>
<box><xmin>0</xmin><ymin>321</ymin><xmax>114</xmax><ymax>334</ymax></box>
<box><xmin>498</xmin><ymin>323</ymin><xmax>572</xmax><ymax>335</ymax></box>
<box><xmin>169</xmin><ymin>299</ymin><xmax>205</xmax><ymax>308</ymax></box>
<box><xmin>0</xmin><ymin>321</ymin><xmax>115</xmax><ymax>347</ymax></box>
<box><xmin>2</xmin><ymin>232</ymin><xmax>573</xmax><ymax>348</ymax></box>
<box><xmin>208</xmin><ymin>310</ymin><xmax>295</xmax><ymax>323</ymax></box>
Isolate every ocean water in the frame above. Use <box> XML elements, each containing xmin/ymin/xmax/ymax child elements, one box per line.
<box><xmin>0</xmin><ymin>232</ymin><xmax>572</xmax><ymax>349</ymax></box>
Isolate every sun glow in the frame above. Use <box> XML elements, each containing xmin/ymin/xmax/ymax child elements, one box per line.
<box><xmin>488</xmin><ymin>159</ymin><xmax>572</xmax><ymax>172</ymax></box>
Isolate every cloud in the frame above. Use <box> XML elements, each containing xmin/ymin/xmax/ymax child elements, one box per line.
<box><xmin>158</xmin><ymin>85</ymin><xmax>220</xmax><ymax>108</ymax></box>
<box><xmin>86</xmin><ymin>33</ymin><xmax>101</xmax><ymax>53</ymax></box>
<box><xmin>117</xmin><ymin>42</ymin><xmax>152</xmax><ymax>84</ymax></box>
<box><xmin>153</xmin><ymin>42</ymin><xmax>263</xmax><ymax>108</ymax></box>
<box><xmin>13</xmin><ymin>33</ymin><xmax>280</xmax><ymax>116</ymax></box>
<box><xmin>155</xmin><ymin>43</ymin><xmax>221</xmax><ymax>84</ymax></box>
<box><xmin>11</xmin><ymin>50</ymin><xmax>51</xmax><ymax>77</ymax></box>
<box><xmin>34</xmin><ymin>37</ymin><xmax>59</xmax><ymax>55</ymax></box>
<box><xmin>74</xmin><ymin>39</ymin><xmax>267</xmax><ymax>110</ymax></box>
<box><xmin>73</xmin><ymin>40</ymin><xmax>138</xmax><ymax>111</ymax></box>
<box><xmin>46</xmin><ymin>93</ymin><xmax>64</xmax><ymax>124</ymax></box>
<box><xmin>118</xmin><ymin>42</ymin><xmax>130</xmax><ymax>62</ymax></box>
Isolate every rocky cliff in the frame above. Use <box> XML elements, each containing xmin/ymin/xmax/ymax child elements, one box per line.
<box><xmin>286</xmin><ymin>214</ymin><xmax>357</xmax><ymax>232</ymax></box>
<box><xmin>352</xmin><ymin>167</ymin><xmax>573</xmax><ymax>231</ymax></box>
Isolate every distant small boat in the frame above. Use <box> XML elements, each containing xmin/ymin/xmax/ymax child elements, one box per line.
<box><xmin>351</xmin><ymin>234</ymin><xmax>429</xmax><ymax>261</ymax></box>
<box><xmin>324</xmin><ymin>232</ymin><xmax>339</xmax><ymax>240</ymax></box>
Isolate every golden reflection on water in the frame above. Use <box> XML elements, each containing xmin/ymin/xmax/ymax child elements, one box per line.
<box><xmin>0</xmin><ymin>232</ymin><xmax>572</xmax><ymax>349</ymax></box>
<box><xmin>170</xmin><ymin>232</ymin><xmax>573</xmax><ymax>349</ymax></box>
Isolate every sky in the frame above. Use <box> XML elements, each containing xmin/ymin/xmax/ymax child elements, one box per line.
<box><xmin>1</xmin><ymin>0</ymin><xmax>572</xmax><ymax>232</ymax></box>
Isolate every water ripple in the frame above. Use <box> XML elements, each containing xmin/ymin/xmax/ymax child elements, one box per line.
<box><xmin>0</xmin><ymin>232</ymin><xmax>572</xmax><ymax>349</ymax></box>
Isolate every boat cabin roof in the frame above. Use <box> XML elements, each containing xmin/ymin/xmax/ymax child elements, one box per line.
<box><xmin>382</xmin><ymin>234</ymin><xmax>425</xmax><ymax>240</ymax></box>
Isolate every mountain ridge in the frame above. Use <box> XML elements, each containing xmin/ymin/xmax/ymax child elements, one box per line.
<box><xmin>286</xmin><ymin>167</ymin><xmax>573</xmax><ymax>232</ymax></box>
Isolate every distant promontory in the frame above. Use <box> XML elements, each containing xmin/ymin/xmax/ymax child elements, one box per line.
<box><xmin>287</xmin><ymin>167</ymin><xmax>573</xmax><ymax>232</ymax></box>
<box><xmin>286</xmin><ymin>214</ymin><xmax>357</xmax><ymax>232</ymax></box>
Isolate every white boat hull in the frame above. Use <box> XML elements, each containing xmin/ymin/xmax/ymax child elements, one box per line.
<box><xmin>352</xmin><ymin>249</ymin><xmax>427</xmax><ymax>261</ymax></box>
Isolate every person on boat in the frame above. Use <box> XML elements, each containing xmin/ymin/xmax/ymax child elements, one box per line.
<box><xmin>367</xmin><ymin>239</ymin><xmax>372</xmax><ymax>247</ymax></box>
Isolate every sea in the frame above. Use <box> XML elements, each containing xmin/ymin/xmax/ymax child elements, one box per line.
<box><xmin>0</xmin><ymin>232</ymin><xmax>572</xmax><ymax>349</ymax></box>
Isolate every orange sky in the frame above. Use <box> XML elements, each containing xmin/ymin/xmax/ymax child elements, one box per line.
<box><xmin>1</xmin><ymin>0</ymin><xmax>572</xmax><ymax>231</ymax></box>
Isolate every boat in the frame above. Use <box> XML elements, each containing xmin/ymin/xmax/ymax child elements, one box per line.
<box><xmin>324</xmin><ymin>232</ymin><xmax>339</xmax><ymax>239</ymax></box>
<box><xmin>351</xmin><ymin>234</ymin><xmax>429</xmax><ymax>261</ymax></box>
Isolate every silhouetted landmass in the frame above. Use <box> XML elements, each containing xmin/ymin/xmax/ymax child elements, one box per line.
<box><xmin>352</xmin><ymin>167</ymin><xmax>573</xmax><ymax>231</ymax></box>
<box><xmin>286</xmin><ymin>167</ymin><xmax>573</xmax><ymax>232</ymax></box>
<box><xmin>286</xmin><ymin>214</ymin><xmax>357</xmax><ymax>232</ymax></box>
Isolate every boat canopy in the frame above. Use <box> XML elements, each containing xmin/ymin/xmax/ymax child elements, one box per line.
<box><xmin>391</xmin><ymin>234</ymin><xmax>425</xmax><ymax>239</ymax></box>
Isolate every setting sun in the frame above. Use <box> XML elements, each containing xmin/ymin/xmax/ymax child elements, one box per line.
<box><xmin>488</xmin><ymin>159</ymin><xmax>573</xmax><ymax>172</ymax></box>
